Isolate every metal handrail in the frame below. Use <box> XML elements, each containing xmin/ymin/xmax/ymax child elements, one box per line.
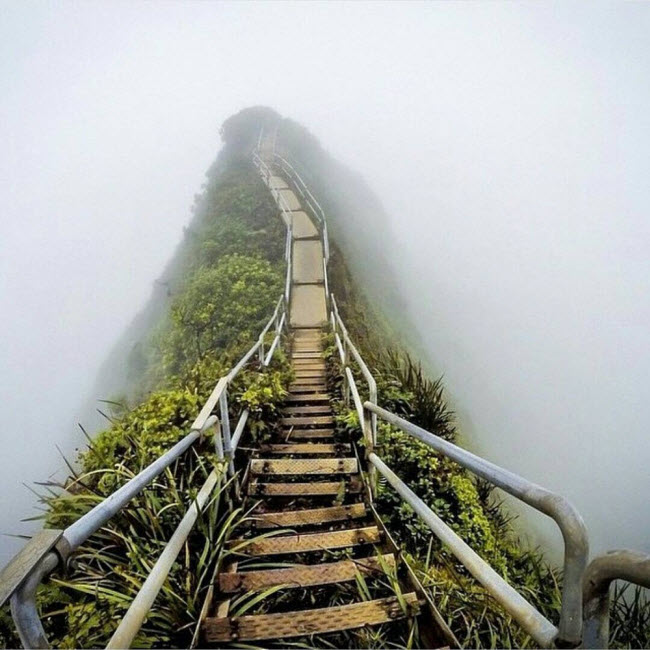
<box><xmin>369</xmin><ymin>452</ymin><xmax>559</xmax><ymax>647</ymax></box>
<box><xmin>366</xmin><ymin>402</ymin><xmax>588</xmax><ymax>646</ymax></box>
<box><xmin>0</xmin><ymin>159</ymin><xmax>293</xmax><ymax>647</ymax></box>
<box><xmin>582</xmin><ymin>550</ymin><xmax>650</xmax><ymax>649</ymax></box>
<box><xmin>263</xmin><ymin>136</ymin><xmax>648</xmax><ymax>648</ymax></box>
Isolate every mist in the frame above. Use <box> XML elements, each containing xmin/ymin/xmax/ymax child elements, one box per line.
<box><xmin>1</xmin><ymin>1</ymin><xmax>649</xmax><ymax>568</ymax></box>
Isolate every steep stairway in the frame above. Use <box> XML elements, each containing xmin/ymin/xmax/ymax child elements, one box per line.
<box><xmin>201</xmin><ymin>329</ymin><xmax>426</xmax><ymax>646</ymax></box>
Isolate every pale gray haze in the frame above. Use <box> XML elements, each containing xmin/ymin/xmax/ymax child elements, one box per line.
<box><xmin>1</xmin><ymin>1</ymin><xmax>649</xmax><ymax>567</ymax></box>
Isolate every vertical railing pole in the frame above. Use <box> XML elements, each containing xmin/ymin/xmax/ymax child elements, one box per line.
<box><xmin>342</xmin><ymin>341</ymin><xmax>350</xmax><ymax>407</ymax></box>
<box><xmin>219</xmin><ymin>390</ymin><xmax>234</xmax><ymax>478</ymax></box>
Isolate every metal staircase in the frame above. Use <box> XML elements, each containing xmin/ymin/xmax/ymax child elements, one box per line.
<box><xmin>0</xmin><ymin>131</ymin><xmax>648</xmax><ymax>649</ymax></box>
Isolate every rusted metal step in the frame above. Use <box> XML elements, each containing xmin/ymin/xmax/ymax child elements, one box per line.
<box><xmin>218</xmin><ymin>553</ymin><xmax>396</xmax><ymax>593</ymax></box>
<box><xmin>250</xmin><ymin>458</ymin><xmax>357</xmax><ymax>475</ymax></box>
<box><xmin>283</xmin><ymin>428</ymin><xmax>335</xmax><ymax>439</ymax></box>
<box><xmin>251</xmin><ymin>503</ymin><xmax>366</xmax><ymax>529</ymax></box>
<box><xmin>282</xmin><ymin>405</ymin><xmax>331</xmax><ymax>415</ymax></box>
<box><xmin>248</xmin><ymin>478</ymin><xmax>362</xmax><ymax>496</ymax></box>
<box><xmin>291</xmin><ymin>363</ymin><xmax>326</xmax><ymax>371</ymax></box>
<box><xmin>229</xmin><ymin>526</ymin><xmax>381</xmax><ymax>556</ymax></box>
<box><xmin>288</xmin><ymin>384</ymin><xmax>328</xmax><ymax>393</ymax></box>
<box><xmin>281</xmin><ymin>415</ymin><xmax>334</xmax><ymax>427</ymax></box>
<box><xmin>204</xmin><ymin>593</ymin><xmax>419</xmax><ymax>642</ymax></box>
<box><xmin>285</xmin><ymin>393</ymin><xmax>330</xmax><ymax>402</ymax></box>
<box><xmin>259</xmin><ymin>443</ymin><xmax>349</xmax><ymax>454</ymax></box>
<box><xmin>293</xmin><ymin>371</ymin><xmax>326</xmax><ymax>380</ymax></box>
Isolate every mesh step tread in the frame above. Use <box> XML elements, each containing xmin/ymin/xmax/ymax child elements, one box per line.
<box><xmin>282</xmin><ymin>405</ymin><xmax>332</xmax><ymax>415</ymax></box>
<box><xmin>281</xmin><ymin>416</ymin><xmax>334</xmax><ymax>426</ymax></box>
<box><xmin>293</xmin><ymin>371</ymin><xmax>327</xmax><ymax>379</ymax></box>
<box><xmin>248</xmin><ymin>479</ymin><xmax>362</xmax><ymax>496</ymax></box>
<box><xmin>289</xmin><ymin>377</ymin><xmax>327</xmax><ymax>385</ymax></box>
<box><xmin>229</xmin><ymin>526</ymin><xmax>381</xmax><ymax>556</ymax></box>
<box><xmin>218</xmin><ymin>553</ymin><xmax>396</xmax><ymax>592</ymax></box>
<box><xmin>250</xmin><ymin>458</ymin><xmax>357</xmax><ymax>475</ymax></box>
<box><xmin>282</xmin><ymin>428</ymin><xmax>336</xmax><ymax>439</ymax></box>
<box><xmin>286</xmin><ymin>393</ymin><xmax>330</xmax><ymax>402</ymax></box>
<box><xmin>259</xmin><ymin>443</ymin><xmax>349</xmax><ymax>454</ymax></box>
<box><xmin>251</xmin><ymin>503</ymin><xmax>366</xmax><ymax>528</ymax></box>
<box><xmin>288</xmin><ymin>384</ymin><xmax>328</xmax><ymax>393</ymax></box>
<box><xmin>204</xmin><ymin>593</ymin><xmax>419</xmax><ymax>642</ymax></box>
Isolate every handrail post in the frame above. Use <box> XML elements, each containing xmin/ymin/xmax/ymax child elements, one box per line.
<box><xmin>258</xmin><ymin>336</ymin><xmax>265</xmax><ymax>364</ymax></box>
<box><xmin>583</xmin><ymin>550</ymin><xmax>650</xmax><ymax>649</ymax></box>
<box><xmin>10</xmin><ymin>552</ymin><xmax>59</xmax><ymax>649</ymax></box>
<box><xmin>219</xmin><ymin>390</ymin><xmax>234</xmax><ymax>478</ymax></box>
<box><xmin>342</xmin><ymin>341</ymin><xmax>350</xmax><ymax>406</ymax></box>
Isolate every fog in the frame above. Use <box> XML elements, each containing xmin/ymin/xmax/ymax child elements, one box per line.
<box><xmin>1</xmin><ymin>1</ymin><xmax>648</xmax><ymax>567</ymax></box>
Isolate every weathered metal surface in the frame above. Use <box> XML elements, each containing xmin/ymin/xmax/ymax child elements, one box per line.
<box><xmin>281</xmin><ymin>405</ymin><xmax>332</xmax><ymax>415</ymax></box>
<box><xmin>283</xmin><ymin>428</ymin><xmax>335</xmax><ymax>440</ymax></box>
<box><xmin>291</xmin><ymin>361</ymin><xmax>326</xmax><ymax>370</ymax></box>
<box><xmin>0</xmin><ymin>530</ymin><xmax>62</xmax><ymax>608</ymax></box>
<box><xmin>10</xmin><ymin>552</ymin><xmax>59</xmax><ymax>649</ymax></box>
<box><xmin>369</xmin><ymin>453</ymin><xmax>558</xmax><ymax>648</ymax></box>
<box><xmin>268</xmin><ymin>175</ymin><xmax>288</xmax><ymax>189</ymax></box>
<box><xmin>292</xmin><ymin>351</ymin><xmax>323</xmax><ymax>359</ymax></box>
<box><xmin>277</xmin><ymin>188</ymin><xmax>301</xmax><ymax>211</ymax></box>
<box><xmin>290</xmin><ymin>284</ymin><xmax>327</xmax><ymax>328</ymax></box>
<box><xmin>219</xmin><ymin>554</ymin><xmax>395</xmax><ymax>593</ymax></box>
<box><xmin>291</xmin><ymin>211</ymin><xmax>319</xmax><ymax>239</ymax></box>
<box><xmin>228</xmin><ymin>526</ymin><xmax>381</xmax><ymax>556</ymax></box>
<box><xmin>292</xmin><ymin>371</ymin><xmax>327</xmax><ymax>380</ymax></box>
<box><xmin>280</xmin><ymin>415</ymin><xmax>334</xmax><ymax>427</ymax></box>
<box><xmin>252</xmin><ymin>503</ymin><xmax>366</xmax><ymax>529</ymax></box>
<box><xmin>286</xmin><ymin>393</ymin><xmax>330</xmax><ymax>402</ymax></box>
<box><xmin>583</xmin><ymin>550</ymin><xmax>650</xmax><ymax>649</ymax></box>
<box><xmin>293</xmin><ymin>240</ymin><xmax>325</xmax><ymax>284</ymax></box>
<box><xmin>248</xmin><ymin>479</ymin><xmax>361</xmax><ymax>497</ymax></box>
<box><xmin>204</xmin><ymin>593</ymin><xmax>418</xmax><ymax>642</ymax></box>
<box><xmin>250</xmin><ymin>458</ymin><xmax>357</xmax><ymax>475</ymax></box>
<box><xmin>259</xmin><ymin>443</ymin><xmax>349</xmax><ymax>454</ymax></box>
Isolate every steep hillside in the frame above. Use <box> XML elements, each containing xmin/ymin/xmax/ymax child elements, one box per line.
<box><xmin>1</xmin><ymin>107</ymin><xmax>646</xmax><ymax>649</ymax></box>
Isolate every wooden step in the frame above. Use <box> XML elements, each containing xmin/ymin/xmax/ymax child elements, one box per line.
<box><xmin>281</xmin><ymin>415</ymin><xmax>334</xmax><ymax>427</ymax></box>
<box><xmin>286</xmin><ymin>393</ymin><xmax>330</xmax><ymax>402</ymax></box>
<box><xmin>204</xmin><ymin>593</ymin><xmax>419</xmax><ymax>642</ymax></box>
<box><xmin>283</xmin><ymin>428</ymin><xmax>335</xmax><ymax>439</ymax></box>
<box><xmin>250</xmin><ymin>458</ymin><xmax>357</xmax><ymax>475</ymax></box>
<box><xmin>281</xmin><ymin>406</ymin><xmax>331</xmax><ymax>415</ymax></box>
<box><xmin>218</xmin><ymin>553</ymin><xmax>396</xmax><ymax>593</ymax></box>
<box><xmin>259</xmin><ymin>443</ymin><xmax>349</xmax><ymax>454</ymax></box>
<box><xmin>252</xmin><ymin>503</ymin><xmax>366</xmax><ymax>529</ymax></box>
<box><xmin>229</xmin><ymin>526</ymin><xmax>381</xmax><ymax>556</ymax></box>
<box><xmin>292</xmin><ymin>352</ymin><xmax>323</xmax><ymax>359</ymax></box>
<box><xmin>248</xmin><ymin>478</ymin><xmax>362</xmax><ymax>496</ymax></box>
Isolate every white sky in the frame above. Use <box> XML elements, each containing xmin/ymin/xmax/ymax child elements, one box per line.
<box><xmin>1</xmin><ymin>1</ymin><xmax>649</xmax><ymax>566</ymax></box>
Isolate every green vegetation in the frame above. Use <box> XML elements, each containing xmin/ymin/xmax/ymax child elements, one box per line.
<box><xmin>2</xmin><ymin>106</ymin><xmax>647</xmax><ymax>649</ymax></box>
<box><xmin>326</xmin><ymin>243</ymin><xmax>650</xmax><ymax>648</ymax></box>
<box><xmin>0</xmin><ymin>111</ymin><xmax>289</xmax><ymax>649</ymax></box>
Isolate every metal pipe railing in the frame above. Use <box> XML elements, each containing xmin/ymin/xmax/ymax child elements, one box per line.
<box><xmin>369</xmin><ymin>453</ymin><xmax>559</xmax><ymax>648</ymax></box>
<box><xmin>365</xmin><ymin>401</ymin><xmax>589</xmax><ymax>646</ymax></box>
<box><xmin>107</xmin><ymin>468</ymin><xmax>221</xmax><ymax>649</ymax></box>
<box><xmin>582</xmin><ymin>550</ymin><xmax>650</xmax><ymax>649</ymax></box>
<box><xmin>331</xmin><ymin>295</ymin><xmax>377</xmax><ymax>444</ymax></box>
<box><xmin>2</xmin><ymin>154</ymin><xmax>293</xmax><ymax>646</ymax></box>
